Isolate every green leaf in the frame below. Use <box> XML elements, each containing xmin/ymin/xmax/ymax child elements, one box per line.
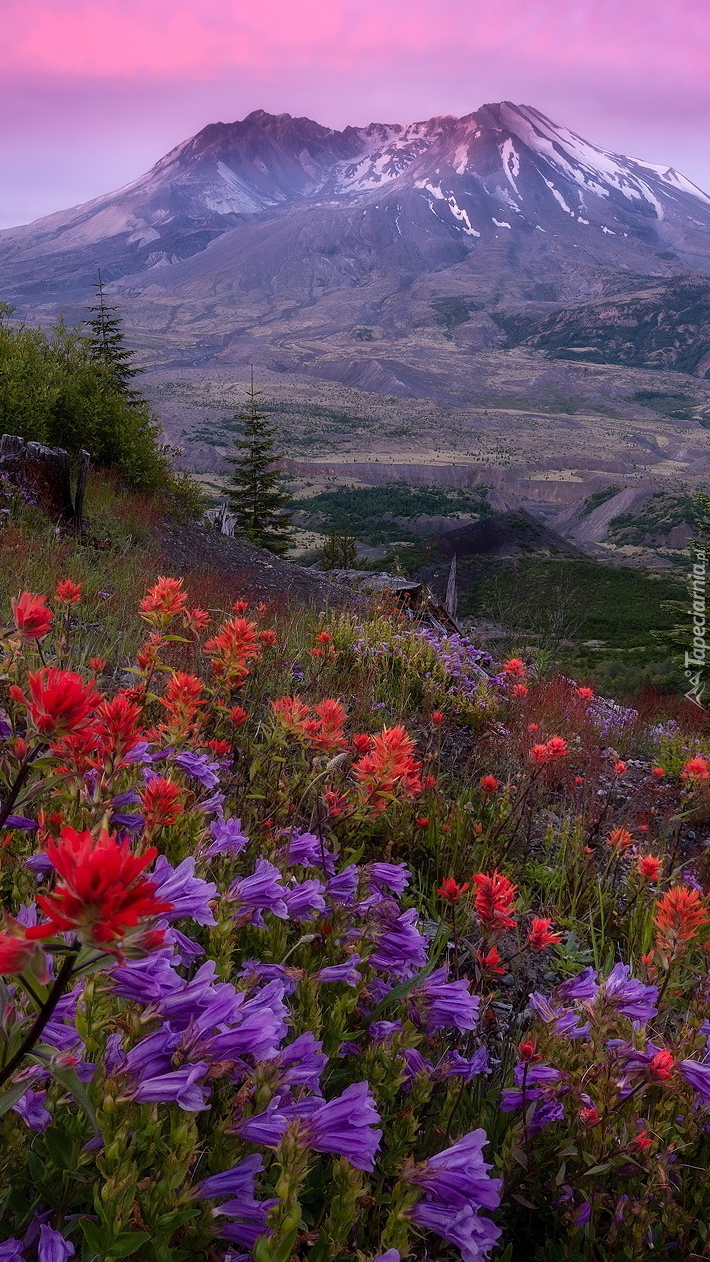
<box><xmin>0</xmin><ymin>1079</ymin><xmax>32</xmax><ymax>1116</ymax></box>
<box><xmin>107</xmin><ymin>1232</ymin><xmax>151</xmax><ymax>1259</ymax></box>
<box><xmin>80</xmin><ymin>1218</ymin><xmax>107</xmax><ymax>1255</ymax></box>
<box><xmin>31</xmin><ymin>1054</ymin><xmax>98</xmax><ymax>1133</ymax></box>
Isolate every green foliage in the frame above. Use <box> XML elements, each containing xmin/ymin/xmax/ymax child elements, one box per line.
<box><xmin>292</xmin><ymin>482</ymin><xmax>491</xmax><ymax>546</ymax></box>
<box><xmin>320</xmin><ymin>524</ymin><xmax>358</xmax><ymax>570</ymax></box>
<box><xmin>0</xmin><ymin>306</ymin><xmax>170</xmax><ymax>490</ymax></box>
<box><xmin>579</xmin><ymin>486</ymin><xmax>621</xmax><ymax>517</ymax></box>
<box><xmin>227</xmin><ymin>371</ymin><xmax>294</xmax><ymax>556</ymax></box>
<box><xmin>608</xmin><ymin>490</ymin><xmax>708</xmax><ymax>546</ymax></box>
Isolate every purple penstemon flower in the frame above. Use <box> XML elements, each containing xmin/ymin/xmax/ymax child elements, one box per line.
<box><xmin>12</xmin><ymin>1088</ymin><xmax>51</xmax><ymax>1132</ymax></box>
<box><xmin>203</xmin><ymin>816</ymin><xmax>250</xmax><ymax>857</ymax></box>
<box><xmin>129</xmin><ymin>1062</ymin><xmax>211</xmax><ymax>1112</ymax></box>
<box><xmin>555</xmin><ymin>967</ymin><xmax>598</xmax><ymax>1003</ymax></box>
<box><xmin>173</xmin><ymin>749</ymin><xmax>221</xmax><ymax>788</ymax></box>
<box><xmin>273</xmin><ymin>1032</ymin><xmax>327</xmax><ymax>1091</ymax></box>
<box><xmin>405</xmin><ymin>1129</ymin><xmax>502</xmax><ymax>1211</ymax></box>
<box><xmin>315</xmin><ymin>954</ymin><xmax>362</xmax><ymax>987</ymax></box>
<box><xmin>151</xmin><ymin>856</ymin><xmax>217</xmax><ymax>925</ymax></box>
<box><xmin>4</xmin><ymin>814</ymin><xmax>36</xmax><ymax>831</ymax></box>
<box><xmin>286</xmin><ymin>830</ymin><xmax>335</xmax><ymax>874</ymax></box>
<box><xmin>679</xmin><ymin>1058</ymin><xmax>710</xmax><ymax>1106</ymax></box>
<box><xmin>326</xmin><ymin>864</ymin><xmax>360</xmax><ymax>904</ymax></box>
<box><xmin>283</xmin><ymin>878</ymin><xmax>327</xmax><ymax>922</ymax></box>
<box><xmin>602</xmin><ymin>964</ymin><xmax>658</xmax><ymax>1023</ymax></box>
<box><xmin>529</xmin><ymin>992</ymin><xmax>590</xmax><ymax>1040</ymax></box>
<box><xmin>37</xmin><ymin>1225</ymin><xmax>75</xmax><ymax>1262</ymax></box>
<box><xmin>407</xmin><ymin>967</ymin><xmax>479</xmax><ymax>1034</ymax></box>
<box><xmin>236</xmin><ymin>1082</ymin><xmax>382</xmax><ymax>1171</ymax></box>
<box><xmin>0</xmin><ymin>1241</ymin><xmax>25</xmax><ymax>1260</ymax></box>
<box><xmin>230</xmin><ymin>859</ymin><xmax>289</xmax><ymax>926</ymax></box>
<box><xmin>438</xmin><ymin>1046</ymin><xmax>490</xmax><ymax>1081</ymax></box>
<box><xmin>194</xmin><ymin>1153</ymin><xmax>264</xmax><ymax>1202</ymax></box>
<box><xmin>368</xmin><ymin>907</ymin><xmax>428</xmax><ymax>977</ymax></box>
<box><xmin>365</xmin><ymin>861</ymin><xmax>411</xmax><ymax>896</ymax></box>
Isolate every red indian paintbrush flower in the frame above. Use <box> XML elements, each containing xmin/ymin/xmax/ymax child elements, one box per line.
<box><xmin>0</xmin><ymin>930</ymin><xmax>41</xmax><ymax>975</ymax></box>
<box><xmin>55</xmin><ymin>578</ymin><xmax>82</xmax><ymax>605</ymax></box>
<box><xmin>183</xmin><ymin>607</ymin><xmax>211</xmax><ymax>634</ymax></box>
<box><xmin>502</xmin><ymin>657</ymin><xmax>526</xmax><ymax>677</ymax></box>
<box><xmin>93</xmin><ymin>693</ymin><xmax>144</xmax><ymax>765</ymax></box>
<box><xmin>479</xmin><ymin>774</ymin><xmax>499</xmax><ymax>793</ymax></box>
<box><xmin>161</xmin><ymin>671</ymin><xmax>205</xmax><ymax>735</ymax></box>
<box><xmin>606</xmin><ymin>827</ymin><xmax>634</xmax><ymax>853</ymax></box>
<box><xmin>654</xmin><ymin>885</ymin><xmax>709</xmax><ymax>958</ymax></box>
<box><xmin>25</xmin><ymin>826</ymin><xmax>172</xmax><ymax>949</ymax></box>
<box><xmin>638</xmin><ymin>854</ymin><xmax>662</xmax><ymax>882</ymax></box>
<box><xmin>527</xmin><ymin>917</ymin><xmax>563</xmax><ymax>950</ymax></box>
<box><xmin>204</xmin><ymin>615</ymin><xmax>261</xmax><ymax>686</ymax></box>
<box><xmin>477</xmin><ymin>945</ymin><xmax>506</xmax><ymax>974</ymax></box>
<box><xmin>139</xmin><ymin>777</ymin><xmax>183</xmax><ymax>831</ymax></box>
<box><xmin>682</xmin><ymin>756</ymin><xmax>710</xmax><ymax>784</ymax></box>
<box><xmin>473</xmin><ymin>870</ymin><xmax>517</xmax><ymax>932</ymax></box>
<box><xmin>529</xmin><ymin>737</ymin><xmax>568</xmax><ymax>766</ymax></box>
<box><xmin>9</xmin><ymin>668</ymin><xmax>100</xmax><ymax>738</ymax></box>
<box><xmin>11</xmin><ymin>592</ymin><xmax>53</xmax><ymax>640</ymax></box>
<box><xmin>437</xmin><ymin>877</ymin><xmax>470</xmax><ymax>903</ymax></box>
<box><xmin>139</xmin><ymin>576</ymin><xmax>188</xmax><ymax>624</ymax></box>
<box><xmin>311</xmin><ymin>698</ymin><xmax>348</xmax><ymax>753</ymax></box>
<box><xmin>648</xmin><ymin>1049</ymin><xmax>674</xmax><ymax>1081</ymax></box>
<box><xmin>353</xmin><ymin>724</ymin><xmax>422</xmax><ymax>807</ymax></box>
<box><xmin>271</xmin><ymin>695</ymin><xmax>315</xmax><ymax>737</ymax></box>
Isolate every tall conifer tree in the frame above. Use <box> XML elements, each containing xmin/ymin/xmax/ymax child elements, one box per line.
<box><xmin>226</xmin><ymin>367</ymin><xmax>293</xmax><ymax>555</ymax></box>
<box><xmin>86</xmin><ymin>269</ymin><xmax>140</xmax><ymax>399</ymax></box>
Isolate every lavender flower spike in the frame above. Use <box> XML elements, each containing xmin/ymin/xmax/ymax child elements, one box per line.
<box><xmin>406</xmin><ymin>1129</ymin><xmax>502</xmax><ymax>1212</ymax></box>
<box><xmin>302</xmin><ymin>1081</ymin><xmax>382</xmax><ymax>1171</ymax></box>
<box><xmin>408</xmin><ymin>966</ymin><xmax>480</xmax><ymax>1034</ymax></box>
<box><xmin>603</xmin><ymin>964</ymin><xmax>658</xmax><ymax>1023</ymax></box>
<box><xmin>151</xmin><ymin>855</ymin><xmax>217</xmax><ymax>925</ymax></box>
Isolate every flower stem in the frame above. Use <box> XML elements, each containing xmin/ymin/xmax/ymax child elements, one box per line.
<box><xmin>0</xmin><ymin>944</ymin><xmax>78</xmax><ymax>1089</ymax></box>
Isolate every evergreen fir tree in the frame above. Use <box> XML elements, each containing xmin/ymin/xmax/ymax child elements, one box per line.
<box><xmin>321</xmin><ymin>524</ymin><xmax>358</xmax><ymax>569</ymax></box>
<box><xmin>226</xmin><ymin>367</ymin><xmax>293</xmax><ymax>555</ymax></box>
<box><xmin>85</xmin><ymin>269</ymin><xmax>141</xmax><ymax>398</ymax></box>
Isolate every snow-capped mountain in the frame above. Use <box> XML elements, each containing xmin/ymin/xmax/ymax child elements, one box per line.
<box><xmin>3</xmin><ymin>102</ymin><xmax>710</xmax><ymax>293</ymax></box>
<box><xmin>2</xmin><ymin>102</ymin><xmax>710</xmax><ymax>394</ymax></box>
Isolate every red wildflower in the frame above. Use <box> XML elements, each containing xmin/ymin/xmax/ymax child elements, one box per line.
<box><xmin>204</xmin><ymin>615</ymin><xmax>261</xmax><ymax>686</ymax></box>
<box><xmin>529</xmin><ymin>737</ymin><xmax>568</xmax><ymax>766</ymax></box>
<box><xmin>139</xmin><ymin>777</ymin><xmax>183</xmax><ymax>831</ymax></box>
<box><xmin>682</xmin><ymin>756</ymin><xmax>710</xmax><ymax>784</ymax></box>
<box><xmin>416</xmin><ymin>816</ymin><xmax>430</xmax><ymax>828</ymax></box>
<box><xmin>9</xmin><ymin>668</ymin><xmax>100</xmax><ymax>738</ymax></box>
<box><xmin>512</xmin><ymin>683</ymin><xmax>528</xmax><ymax>698</ymax></box>
<box><xmin>89</xmin><ymin>657</ymin><xmax>107</xmax><ymax>674</ymax></box>
<box><xmin>606</xmin><ymin>827</ymin><xmax>634</xmax><ymax>853</ymax></box>
<box><xmin>629</xmin><ymin>1130</ymin><xmax>653</xmax><ymax>1152</ymax></box>
<box><xmin>477</xmin><ymin>945</ymin><xmax>506</xmax><ymax>974</ymax></box>
<box><xmin>502</xmin><ymin>657</ymin><xmax>526</xmax><ymax>677</ymax></box>
<box><xmin>437</xmin><ymin>877</ymin><xmax>470</xmax><ymax>903</ymax></box>
<box><xmin>271</xmin><ymin>695</ymin><xmax>315</xmax><ymax>738</ymax></box>
<box><xmin>577</xmin><ymin>687</ymin><xmax>594</xmax><ymax>701</ymax></box>
<box><xmin>654</xmin><ymin>885</ymin><xmax>709</xmax><ymax>957</ymax></box>
<box><xmin>579</xmin><ymin>1106</ymin><xmax>601</xmax><ymax>1126</ymax></box>
<box><xmin>55</xmin><ymin>579</ymin><xmax>82</xmax><ymax>605</ymax></box>
<box><xmin>324</xmin><ymin>788</ymin><xmax>348</xmax><ymax>818</ymax></box>
<box><xmin>11</xmin><ymin>592</ymin><xmax>53</xmax><ymax>640</ymax></box>
<box><xmin>648</xmin><ymin>1049</ymin><xmax>674</xmax><ymax>1082</ymax></box>
<box><xmin>161</xmin><ymin>671</ymin><xmax>205</xmax><ymax>736</ymax></box>
<box><xmin>184</xmin><ymin>607</ymin><xmax>211</xmax><ymax>635</ymax></box>
<box><xmin>528</xmin><ymin>723</ymin><xmax>539</xmax><ymax>732</ymax></box>
<box><xmin>527</xmin><ymin>917</ymin><xmax>563</xmax><ymax>950</ymax></box>
<box><xmin>311</xmin><ymin>698</ymin><xmax>348</xmax><ymax>753</ymax></box>
<box><xmin>638</xmin><ymin>854</ymin><xmax>662</xmax><ymax>882</ymax></box>
<box><xmin>651</xmin><ymin>767</ymin><xmax>665</xmax><ymax>779</ymax></box>
<box><xmin>574</xmin><ymin>775</ymin><xmax>584</xmax><ymax>785</ymax></box>
<box><xmin>260</xmin><ymin>629</ymin><xmax>277</xmax><ymax>647</ymax></box>
<box><xmin>518</xmin><ymin>1038</ymin><xmax>540</xmax><ymax>1063</ymax></box>
<box><xmin>315</xmin><ymin>630</ymin><xmax>332</xmax><ymax>644</ymax></box>
<box><xmin>139</xmin><ymin>576</ymin><xmax>188</xmax><ymax>624</ymax></box>
<box><xmin>352</xmin><ymin>724</ymin><xmax>422</xmax><ymax>808</ymax></box>
<box><xmin>473</xmin><ymin>870</ymin><xmax>517</xmax><ymax>932</ymax></box>
<box><xmin>135</xmin><ymin>632</ymin><xmax>166</xmax><ymax>671</ymax></box>
<box><xmin>229</xmin><ymin>705</ymin><xmax>248</xmax><ymax>727</ymax></box>
<box><xmin>479</xmin><ymin>774</ymin><xmax>499</xmax><ymax>793</ymax></box>
<box><xmin>310</xmin><ymin>648</ymin><xmax>324</xmax><ymax>659</ymax></box>
<box><xmin>93</xmin><ymin>693</ymin><xmax>143</xmax><ymax>766</ymax></box>
<box><xmin>614</xmin><ymin>761</ymin><xmax>627</xmax><ymax>775</ymax></box>
<box><xmin>25</xmin><ymin>826</ymin><xmax>172</xmax><ymax>950</ymax></box>
<box><xmin>431</xmin><ymin>711</ymin><xmax>444</xmax><ymax>724</ymax></box>
<box><xmin>352</xmin><ymin>733</ymin><xmax>373</xmax><ymax>755</ymax></box>
<box><xmin>0</xmin><ymin>930</ymin><xmax>40</xmax><ymax>975</ymax></box>
<box><xmin>232</xmin><ymin>600</ymin><xmax>249</xmax><ymax>614</ymax></box>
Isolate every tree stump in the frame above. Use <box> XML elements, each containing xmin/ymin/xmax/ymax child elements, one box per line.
<box><xmin>0</xmin><ymin>434</ymin><xmax>90</xmax><ymax>526</ymax></box>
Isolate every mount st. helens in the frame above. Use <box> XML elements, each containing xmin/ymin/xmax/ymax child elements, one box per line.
<box><xmin>3</xmin><ymin>102</ymin><xmax>710</xmax><ymax>536</ymax></box>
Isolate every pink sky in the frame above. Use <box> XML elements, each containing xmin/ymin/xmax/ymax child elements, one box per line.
<box><xmin>2</xmin><ymin>0</ymin><xmax>709</xmax><ymax>227</ymax></box>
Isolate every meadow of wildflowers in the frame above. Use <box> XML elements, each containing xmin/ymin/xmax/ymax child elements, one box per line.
<box><xmin>0</xmin><ymin>575</ymin><xmax>709</xmax><ymax>1261</ymax></box>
